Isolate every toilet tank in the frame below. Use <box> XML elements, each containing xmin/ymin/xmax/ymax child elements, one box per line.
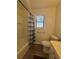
<box><xmin>51</xmin><ymin>35</ymin><xmax>60</xmax><ymax>41</ymax></box>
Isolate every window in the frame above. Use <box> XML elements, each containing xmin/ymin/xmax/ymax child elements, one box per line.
<box><xmin>36</xmin><ymin>16</ymin><xmax>44</xmax><ymax>28</ymax></box>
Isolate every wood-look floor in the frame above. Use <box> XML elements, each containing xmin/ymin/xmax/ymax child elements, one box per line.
<box><xmin>23</xmin><ymin>44</ymin><xmax>49</xmax><ymax>59</ymax></box>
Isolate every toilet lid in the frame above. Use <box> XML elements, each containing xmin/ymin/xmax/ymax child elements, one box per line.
<box><xmin>42</xmin><ymin>41</ymin><xmax>50</xmax><ymax>47</ymax></box>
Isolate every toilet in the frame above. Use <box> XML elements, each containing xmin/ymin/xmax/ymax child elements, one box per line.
<box><xmin>41</xmin><ymin>35</ymin><xmax>59</xmax><ymax>53</ymax></box>
<box><xmin>41</xmin><ymin>41</ymin><xmax>50</xmax><ymax>53</ymax></box>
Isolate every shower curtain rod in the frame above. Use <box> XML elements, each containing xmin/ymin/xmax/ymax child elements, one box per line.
<box><xmin>18</xmin><ymin>0</ymin><xmax>33</xmax><ymax>16</ymax></box>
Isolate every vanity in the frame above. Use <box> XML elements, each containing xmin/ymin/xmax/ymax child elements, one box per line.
<box><xmin>49</xmin><ymin>41</ymin><xmax>61</xmax><ymax>59</ymax></box>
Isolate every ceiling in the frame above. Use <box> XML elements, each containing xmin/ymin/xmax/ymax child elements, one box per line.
<box><xmin>30</xmin><ymin>0</ymin><xmax>60</xmax><ymax>9</ymax></box>
<box><xmin>20</xmin><ymin>0</ymin><xmax>60</xmax><ymax>9</ymax></box>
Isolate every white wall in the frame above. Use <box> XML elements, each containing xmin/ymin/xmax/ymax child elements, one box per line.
<box><xmin>32</xmin><ymin>7</ymin><xmax>56</xmax><ymax>43</ymax></box>
<box><xmin>17</xmin><ymin>1</ymin><xmax>29</xmax><ymax>59</ymax></box>
<box><xmin>55</xmin><ymin>4</ymin><xmax>61</xmax><ymax>38</ymax></box>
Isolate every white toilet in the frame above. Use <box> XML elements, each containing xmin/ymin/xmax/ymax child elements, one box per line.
<box><xmin>41</xmin><ymin>41</ymin><xmax>50</xmax><ymax>53</ymax></box>
<box><xmin>41</xmin><ymin>35</ymin><xmax>59</xmax><ymax>53</ymax></box>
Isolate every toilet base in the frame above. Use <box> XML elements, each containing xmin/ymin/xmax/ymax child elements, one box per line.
<box><xmin>43</xmin><ymin>47</ymin><xmax>50</xmax><ymax>53</ymax></box>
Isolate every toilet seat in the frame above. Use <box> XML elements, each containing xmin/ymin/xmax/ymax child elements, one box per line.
<box><xmin>42</xmin><ymin>41</ymin><xmax>50</xmax><ymax>47</ymax></box>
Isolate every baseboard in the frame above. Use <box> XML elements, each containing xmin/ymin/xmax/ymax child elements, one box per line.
<box><xmin>17</xmin><ymin>42</ymin><xmax>29</xmax><ymax>59</ymax></box>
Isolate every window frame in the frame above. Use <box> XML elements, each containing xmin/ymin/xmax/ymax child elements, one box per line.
<box><xmin>35</xmin><ymin>15</ymin><xmax>45</xmax><ymax>29</ymax></box>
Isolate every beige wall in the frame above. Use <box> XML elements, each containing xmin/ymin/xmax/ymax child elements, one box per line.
<box><xmin>32</xmin><ymin>7</ymin><xmax>56</xmax><ymax>43</ymax></box>
<box><xmin>17</xmin><ymin>1</ymin><xmax>29</xmax><ymax>59</ymax></box>
<box><xmin>55</xmin><ymin>4</ymin><xmax>61</xmax><ymax>38</ymax></box>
